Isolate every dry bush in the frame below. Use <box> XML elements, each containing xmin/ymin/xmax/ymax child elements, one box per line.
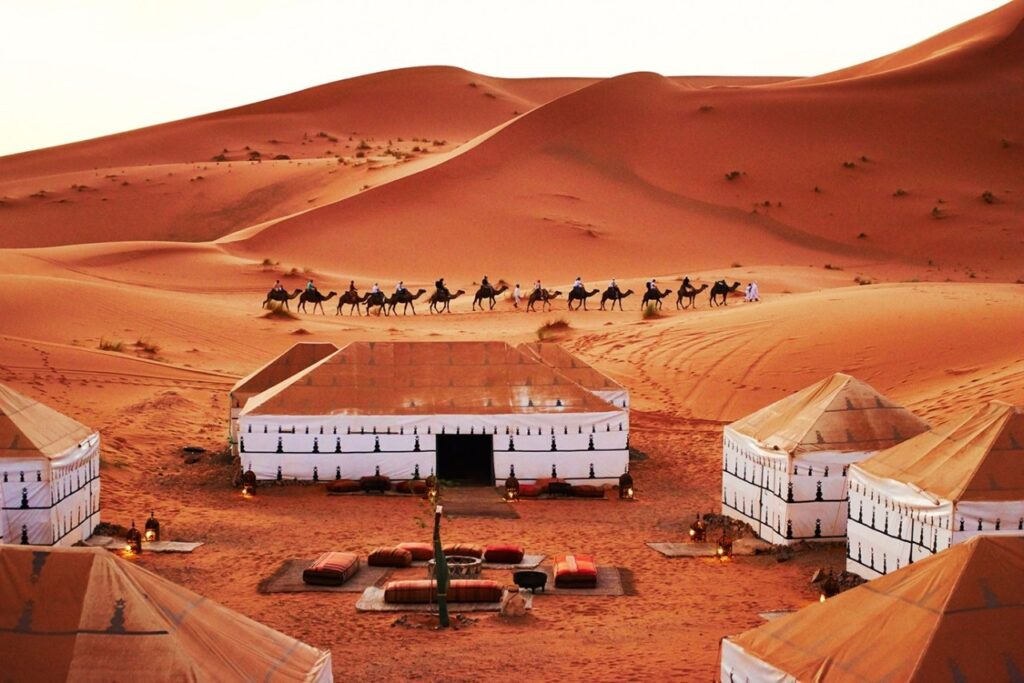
<box><xmin>98</xmin><ymin>338</ymin><xmax>123</xmax><ymax>352</ymax></box>
<box><xmin>262</xmin><ymin>306</ymin><xmax>299</xmax><ymax>321</ymax></box>
<box><xmin>641</xmin><ymin>303</ymin><xmax>661</xmax><ymax>320</ymax></box>
<box><xmin>536</xmin><ymin>319</ymin><xmax>570</xmax><ymax>341</ymax></box>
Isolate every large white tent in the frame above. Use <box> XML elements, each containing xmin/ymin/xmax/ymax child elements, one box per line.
<box><xmin>237</xmin><ymin>341</ymin><xmax>629</xmax><ymax>485</ymax></box>
<box><xmin>722</xmin><ymin>374</ymin><xmax>928</xmax><ymax>545</ymax></box>
<box><xmin>0</xmin><ymin>384</ymin><xmax>100</xmax><ymax>546</ymax></box>
<box><xmin>517</xmin><ymin>342</ymin><xmax>629</xmax><ymax>410</ymax></box>
<box><xmin>0</xmin><ymin>545</ymin><xmax>333</xmax><ymax>681</ymax></box>
<box><xmin>721</xmin><ymin>535</ymin><xmax>1023</xmax><ymax>682</ymax></box>
<box><xmin>228</xmin><ymin>342</ymin><xmax>338</xmax><ymax>455</ymax></box>
<box><xmin>847</xmin><ymin>400</ymin><xmax>1024</xmax><ymax>580</ymax></box>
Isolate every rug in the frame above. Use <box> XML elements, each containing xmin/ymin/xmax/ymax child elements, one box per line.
<box><xmin>536</xmin><ymin>566</ymin><xmax>625</xmax><ymax>596</ymax></box>
<box><xmin>142</xmin><ymin>541</ymin><xmax>204</xmax><ymax>553</ymax></box>
<box><xmin>646</xmin><ymin>542</ymin><xmax>718</xmax><ymax>558</ymax></box>
<box><xmin>759</xmin><ymin>610</ymin><xmax>797</xmax><ymax>621</ymax></box>
<box><xmin>258</xmin><ymin>559</ymin><xmax>392</xmax><ymax>594</ymax></box>
<box><xmin>355</xmin><ymin>587</ymin><xmax>532</xmax><ymax>612</ymax></box>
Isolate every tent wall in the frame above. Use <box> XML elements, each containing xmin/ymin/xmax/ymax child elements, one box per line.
<box><xmin>0</xmin><ymin>434</ymin><xmax>100</xmax><ymax>546</ymax></box>
<box><xmin>239</xmin><ymin>411</ymin><xmax>629</xmax><ymax>484</ymax></box>
<box><xmin>846</xmin><ymin>466</ymin><xmax>1024</xmax><ymax>580</ymax></box>
<box><xmin>720</xmin><ymin>638</ymin><xmax>798</xmax><ymax>683</ymax></box>
<box><xmin>722</xmin><ymin>428</ymin><xmax>866</xmax><ymax>545</ymax></box>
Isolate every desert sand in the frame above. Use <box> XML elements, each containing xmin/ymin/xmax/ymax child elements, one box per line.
<box><xmin>1</xmin><ymin>2</ymin><xmax>1022</xmax><ymax>680</ymax></box>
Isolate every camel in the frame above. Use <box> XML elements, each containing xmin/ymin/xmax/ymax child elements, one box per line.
<box><xmin>676</xmin><ymin>283</ymin><xmax>709</xmax><ymax>309</ymax></box>
<box><xmin>363</xmin><ymin>291</ymin><xmax>387</xmax><ymax>316</ymax></box>
<box><xmin>599</xmin><ymin>288</ymin><xmax>633</xmax><ymax>311</ymax></box>
<box><xmin>386</xmin><ymin>288</ymin><xmax>428</xmax><ymax>316</ymax></box>
<box><xmin>710</xmin><ymin>281</ymin><xmax>742</xmax><ymax>307</ymax></box>
<box><xmin>472</xmin><ymin>284</ymin><xmax>509</xmax><ymax>311</ymax></box>
<box><xmin>567</xmin><ymin>287</ymin><xmax>600</xmax><ymax>311</ymax></box>
<box><xmin>429</xmin><ymin>289</ymin><xmax>465</xmax><ymax>314</ymax></box>
<box><xmin>335</xmin><ymin>290</ymin><xmax>370</xmax><ymax>316</ymax></box>
<box><xmin>262</xmin><ymin>288</ymin><xmax>301</xmax><ymax>310</ymax></box>
<box><xmin>642</xmin><ymin>288</ymin><xmax>672</xmax><ymax>310</ymax></box>
<box><xmin>526</xmin><ymin>289</ymin><xmax>562</xmax><ymax>312</ymax></box>
<box><xmin>297</xmin><ymin>290</ymin><xmax>337</xmax><ymax>315</ymax></box>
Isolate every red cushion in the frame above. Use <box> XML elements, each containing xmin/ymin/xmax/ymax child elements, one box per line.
<box><xmin>383</xmin><ymin>579</ymin><xmax>503</xmax><ymax>604</ymax></box>
<box><xmin>326</xmin><ymin>479</ymin><xmax>360</xmax><ymax>494</ymax></box>
<box><xmin>571</xmin><ymin>484</ymin><xmax>605</xmax><ymax>498</ymax></box>
<box><xmin>397</xmin><ymin>542</ymin><xmax>434</xmax><ymax>561</ymax></box>
<box><xmin>484</xmin><ymin>544</ymin><xmax>525</xmax><ymax>564</ymax></box>
<box><xmin>395</xmin><ymin>480</ymin><xmax>427</xmax><ymax>494</ymax></box>
<box><xmin>442</xmin><ymin>543</ymin><xmax>485</xmax><ymax>559</ymax></box>
<box><xmin>518</xmin><ymin>483</ymin><xmax>541</xmax><ymax>498</ymax></box>
<box><xmin>359</xmin><ymin>475</ymin><xmax>391</xmax><ymax>492</ymax></box>
<box><xmin>367</xmin><ymin>546</ymin><xmax>413</xmax><ymax>567</ymax></box>
<box><xmin>533</xmin><ymin>477</ymin><xmax>566</xmax><ymax>493</ymax></box>
<box><xmin>302</xmin><ymin>552</ymin><xmax>360</xmax><ymax>585</ymax></box>
<box><xmin>553</xmin><ymin>554</ymin><xmax>598</xmax><ymax>588</ymax></box>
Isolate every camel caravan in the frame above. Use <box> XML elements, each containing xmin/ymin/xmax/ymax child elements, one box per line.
<box><xmin>262</xmin><ymin>275</ymin><xmax>760</xmax><ymax>316</ymax></box>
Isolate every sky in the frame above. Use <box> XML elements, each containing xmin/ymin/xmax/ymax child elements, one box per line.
<box><xmin>0</xmin><ymin>0</ymin><xmax>1009</xmax><ymax>156</ymax></box>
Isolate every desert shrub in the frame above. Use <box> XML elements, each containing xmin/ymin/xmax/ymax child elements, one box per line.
<box><xmin>842</xmin><ymin>161</ymin><xmax>856</xmax><ymax>169</ymax></box>
<box><xmin>355</xmin><ymin>151</ymin><xmax>365</xmax><ymax>158</ymax></box>
<box><xmin>433</xmin><ymin>140</ymin><xmax>446</xmax><ymax>146</ymax></box>
<box><xmin>98</xmin><ymin>338</ymin><xmax>123</xmax><ymax>352</ymax></box>
<box><xmin>931</xmin><ymin>206</ymin><xmax>943</xmax><ymax>219</ymax></box>
<box><xmin>641</xmin><ymin>303</ymin><xmax>661</xmax><ymax>319</ymax></box>
<box><xmin>860</xmin><ymin>155</ymin><xmax>870</xmax><ymax>162</ymax></box>
<box><xmin>814</xmin><ymin>186</ymin><xmax>822</xmax><ymax>193</ymax></box>
<box><xmin>262</xmin><ymin>306</ymin><xmax>299</xmax><ymax>320</ymax></box>
<box><xmin>981</xmin><ymin>191</ymin><xmax>995</xmax><ymax>204</ymax></box>
<box><xmin>857</xmin><ymin>232</ymin><xmax>867</xmax><ymax>239</ymax></box>
<box><xmin>893</xmin><ymin>189</ymin><xmax>908</xmax><ymax>197</ymax></box>
<box><xmin>536</xmin><ymin>319</ymin><xmax>570</xmax><ymax>341</ymax></box>
<box><xmin>724</xmin><ymin>171</ymin><xmax>742</xmax><ymax>181</ymax></box>
<box><xmin>854</xmin><ymin>276</ymin><xmax>872</xmax><ymax>285</ymax></box>
<box><xmin>273</xmin><ymin>154</ymin><xmax>290</xmax><ymax>161</ymax></box>
<box><xmin>731</xmin><ymin>262</ymin><xmax>742</xmax><ymax>268</ymax></box>
<box><xmin>248</xmin><ymin>150</ymin><xmax>261</xmax><ymax>159</ymax></box>
<box><xmin>212</xmin><ymin>154</ymin><xmax>228</xmax><ymax>162</ymax></box>
<box><xmin>824</xmin><ymin>264</ymin><xmax>842</xmax><ymax>270</ymax></box>
<box><xmin>698</xmin><ymin>105</ymin><xmax>714</xmax><ymax>112</ymax></box>
<box><xmin>357</xmin><ymin>140</ymin><xmax>370</xmax><ymax>150</ymax></box>
<box><xmin>134</xmin><ymin>338</ymin><xmax>159</xmax><ymax>355</ymax></box>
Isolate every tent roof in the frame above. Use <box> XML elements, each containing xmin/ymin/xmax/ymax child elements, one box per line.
<box><xmin>727</xmin><ymin>535</ymin><xmax>1024</xmax><ymax>682</ymax></box>
<box><xmin>0</xmin><ymin>545</ymin><xmax>331</xmax><ymax>682</ymax></box>
<box><xmin>230</xmin><ymin>342</ymin><xmax>339</xmax><ymax>404</ymax></box>
<box><xmin>856</xmin><ymin>401</ymin><xmax>1024</xmax><ymax>502</ymax></box>
<box><xmin>0</xmin><ymin>383</ymin><xmax>95</xmax><ymax>461</ymax></box>
<box><xmin>517</xmin><ymin>343</ymin><xmax>625</xmax><ymax>394</ymax></box>
<box><xmin>728</xmin><ymin>373</ymin><xmax>929</xmax><ymax>457</ymax></box>
<box><xmin>242</xmin><ymin>341</ymin><xmax>622</xmax><ymax>417</ymax></box>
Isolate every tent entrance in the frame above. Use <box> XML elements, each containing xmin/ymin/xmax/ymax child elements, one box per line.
<box><xmin>435</xmin><ymin>434</ymin><xmax>494</xmax><ymax>485</ymax></box>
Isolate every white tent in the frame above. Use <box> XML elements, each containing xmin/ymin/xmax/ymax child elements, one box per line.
<box><xmin>847</xmin><ymin>400</ymin><xmax>1024</xmax><ymax>580</ymax></box>
<box><xmin>517</xmin><ymin>342</ymin><xmax>629</xmax><ymax>410</ymax></box>
<box><xmin>228</xmin><ymin>342</ymin><xmax>338</xmax><ymax>455</ymax></box>
<box><xmin>722</xmin><ymin>374</ymin><xmax>928</xmax><ymax>545</ymax></box>
<box><xmin>238</xmin><ymin>341</ymin><xmax>629</xmax><ymax>484</ymax></box>
<box><xmin>0</xmin><ymin>384</ymin><xmax>100</xmax><ymax>546</ymax></box>
<box><xmin>721</xmin><ymin>535</ymin><xmax>1023</xmax><ymax>683</ymax></box>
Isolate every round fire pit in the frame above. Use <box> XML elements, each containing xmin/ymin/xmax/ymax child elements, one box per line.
<box><xmin>427</xmin><ymin>555</ymin><xmax>483</xmax><ymax>579</ymax></box>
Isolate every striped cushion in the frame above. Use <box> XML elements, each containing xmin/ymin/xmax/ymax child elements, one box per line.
<box><xmin>442</xmin><ymin>543</ymin><xmax>485</xmax><ymax>559</ymax></box>
<box><xmin>383</xmin><ymin>579</ymin><xmax>503</xmax><ymax>604</ymax></box>
<box><xmin>326</xmin><ymin>479</ymin><xmax>360</xmax><ymax>494</ymax></box>
<box><xmin>484</xmin><ymin>544</ymin><xmax>525</xmax><ymax>564</ymax></box>
<box><xmin>571</xmin><ymin>484</ymin><xmax>605</xmax><ymax>498</ymax></box>
<box><xmin>302</xmin><ymin>552</ymin><xmax>360</xmax><ymax>586</ymax></box>
<box><xmin>553</xmin><ymin>554</ymin><xmax>598</xmax><ymax>588</ymax></box>
<box><xmin>397</xmin><ymin>542</ymin><xmax>434</xmax><ymax>561</ymax></box>
<box><xmin>367</xmin><ymin>546</ymin><xmax>413</xmax><ymax>567</ymax></box>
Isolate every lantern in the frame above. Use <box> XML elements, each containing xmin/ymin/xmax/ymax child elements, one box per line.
<box><xmin>504</xmin><ymin>465</ymin><xmax>520</xmax><ymax>502</ymax></box>
<box><xmin>241</xmin><ymin>467</ymin><xmax>257</xmax><ymax>497</ymax></box>
<box><xmin>716</xmin><ymin>533</ymin><xmax>733</xmax><ymax>559</ymax></box>
<box><xmin>144</xmin><ymin>511</ymin><xmax>160</xmax><ymax>542</ymax></box>
<box><xmin>124</xmin><ymin>520</ymin><xmax>143</xmax><ymax>555</ymax></box>
<box><xmin>820</xmin><ymin>570</ymin><xmax>840</xmax><ymax>601</ymax></box>
<box><xmin>618</xmin><ymin>466</ymin><xmax>634</xmax><ymax>501</ymax></box>
<box><xmin>689</xmin><ymin>512</ymin><xmax>707</xmax><ymax>542</ymax></box>
<box><xmin>425</xmin><ymin>469</ymin><xmax>438</xmax><ymax>504</ymax></box>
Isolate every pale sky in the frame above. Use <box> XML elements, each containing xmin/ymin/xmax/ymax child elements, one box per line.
<box><xmin>0</xmin><ymin>0</ymin><xmax>1008</xmax><ymax>157</ymax></box>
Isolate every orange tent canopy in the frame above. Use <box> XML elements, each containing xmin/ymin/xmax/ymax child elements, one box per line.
<box><xmin>0</xmin><ymin>383</ymin><xmax>94</xmax><ymax>461</ymax></box>
<box><xmin>517</xmin><ymin>342</ymin><xmax>625</xmax><ymax>394</ymax></box>
<box><xmin>229</xmin><ymin>342</ymin><xmax>338</xmax><ymax>409</ymax></box>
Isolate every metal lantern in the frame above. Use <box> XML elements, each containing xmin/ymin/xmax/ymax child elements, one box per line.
<box><xmin>125</xmin><ymin>520</ymin><xmax>143</xmax><ymax>555</ymax></box>
<box><xmin>504</xmin><ymin>465</ymin><xmax>520</xmax><ymax>502</ymax></box>
<box><xmin>241</xmin><ymin>467</ymin><xmax>257</xmax><ymax>497</ymax></box>
<box><xmin>716</xmin><ymin>533</ymin><xmax>733</xmax><ymax>559</ymax></box>
<box><xmin>618</xmin><ymin>466</ymin><xmax>634</xmax><ymax>500</ymax></box>
<box><xmin>425</xmin><ymin>469</ymin><xmax>438</xmax><ymax>504</ymax></box>
<box><xmin>144</xmin><ymin>511</ymin><xmax>160</xmax><ymax>543</ymax></box>
<box><xmin>689</xmin><ymin>512</ymin><xmax>707</xmax><ymax>542</ymax></box>
<box><xmin>820</xmin><ymin>570</ymin><xmax>840</xmax><ymax>602</ymax></box>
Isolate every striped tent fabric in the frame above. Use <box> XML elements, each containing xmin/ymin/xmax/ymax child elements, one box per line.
<box><xmin>553</xmin><ymin>554</ymin><xmax>598</xmax><ymax>587</ymax></box>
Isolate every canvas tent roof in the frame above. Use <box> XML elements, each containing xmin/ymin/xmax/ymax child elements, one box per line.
<box><xmin>856</xmin><ymin>401</ymin><xmax>1024</xmax><ymax>502</ymax></box>
<box><xmin>517</xmin><ymin>343</ymin><xmax>625</xmax><ymax>393</ymax></box>
<box><xmin>0</xmin><ymin>545</ymin><xmax>332</xmax><ymax>682</ymax></box>
<box><xmin>230</xmin><ymin>342</ymin><xmax>338</xmax><ymax>407</ymax></box>
<box><xmin>0</xmin><ymin>383</ymin><xmax>94</xmax><ymax>461</ymax></box>
<box><xmin>726</xmin><ymin>535</ymin><xmax>1023</xmax><ymax>682</ymax></box>
<box><xmin>242</xmin><ymin>341</ymin><xmax>619</xmax><ymax>416</ymax></box>
<box><xmin>728</xmin><ymin>373</ymin><xmax>928</xmax><ymax>458</ymax></box>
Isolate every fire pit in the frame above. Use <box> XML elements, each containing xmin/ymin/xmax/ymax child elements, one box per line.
<box><xmin>427</xmin><ymin>555</ymin><xmax>483</xmax><ymax>579</ymax></box>
<box><xmin>513</xmin><ymin>570</ymin><xmax>547</xmax><ymax>593</ymax></box>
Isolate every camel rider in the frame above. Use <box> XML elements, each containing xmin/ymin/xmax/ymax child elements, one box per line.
<box><xmin>435</xmin><ymin>277</ymin><xmax>450</xmax><ymax>299</ymax></box>
<box><xmin>273</xmin><ymin>280</ymin><xmax>284</xmax><ymax>292</ymax></box>
<box><xmin>646</xmin><ymin>278</ymin><xmax>657</xmax><ymax>291</ymax></box>
<box><xmin>371</xmin><ymin>282</ymin><xmax>380</xmax><ymax>295</ymax></box>
<box><xmin>534</xmin><ymin>280</ymin><xmax>542</xmax><ymax>292</ymax></box>
<box><xmin>513</xmin><ymin>283</ymin><xmax>522</xmax><ymax>308</ymax></box>
<box><xmin>306</xmin><ymin>279</ymin><xmax>317</xmax><ymax>295</ymax></box>
<box><xmin>682</xmin><ymin>276</ymin><xmax>695</xmax><ymax>295</ymax></box>
<box><xmin>481</xmin><ymin>275</ymin><xmax>492</xmax><ymax>294</ymax></box>
<box><xmin>395</xmin><ymin>281</ymin><xmax>406</xmax><ymax>295</ymax></box>
<box><xmin>348</xmin><ymin>280</ymin><xmax>357</xmax><ymax>293</ymax></box>
<box><xmin>573</xmin><ymin>276</ymin><xmax>584</xmax><ymax>291</ymax></box>
<box><xmin>609</xmin><ymin>278</ymin><xmax>621</xmax><ymax>298</ymax></box>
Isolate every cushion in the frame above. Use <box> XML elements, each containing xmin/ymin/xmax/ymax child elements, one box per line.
<box><xmin>367</xmin><ymin>546</ymin><xmax>413</xmax><ymax>567</ymax></box>
<box><xmin>442</xmin><ymin>543</ymin><xmax>485</xmax><ymax>559</ymax></box>
<box><xmin>302</xmin><ymin>552</ymin><xmax>360</xmax><ymax>586</ymax></box>
<box><xmin>360</xmin><ymin>475</ymin><xmax>391</xmax><ymax>492</ymax></box>
<box><xmin>395</xmin><ymin>480</ymin><xmax>427</xmax><ymax>495</ymax></box>
<box><xmin>571</xmin><ymin>484</ymin><xmax>605</xmax><ymax>498</ymax></box>
<box><xmin>553</xmin><ymin>554</ymin><xmax>598</xmax><ymax>588</ymax></box>
<box><xmin>518</xmin><ymin>483</ymin><xmax>541</xmax><ymax>498</ymax></box>
<box><xmin>325</xmin><ymin>479</ymin><xmax>360</xmax><ymax>494</ymax></box>
<box><xmin>484</xmin><ymin>544</ymin><xmax>525</xmax><ymax>564</ymax></box>
<box><xmin>533</xmin><ymin>477</ymin><xmax>567</xmax><ymax>493</ymax></box>
<box><xmin>397</xmin><ymin>542</ymin><xmax>434</xmax><ymax>561</ymax></box>
<box><xmin>384</xmin><ymin>579</ymin><xmax>503</xmax><ymax>604</ymax></box>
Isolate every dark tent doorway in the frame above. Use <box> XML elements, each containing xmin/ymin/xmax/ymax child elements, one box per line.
<box><xmin>435</xmin><ymin>434</ymin><xmax>494</xmax><ymax>484</ymax></box>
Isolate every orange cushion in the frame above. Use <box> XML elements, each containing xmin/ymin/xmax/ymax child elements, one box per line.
<box><xmin>518</xmin><ymin>483</ymin><xmax>541</xmax><ymax>498</ymax></box>
<box><xmin>442</xmin><ymin>543</ymin><xmax>485</xmax><ymax>559</ymax></box>
<box><xmin>367</xmin><ymin>546</ymin><xmax>413</xmax><ymax>567</ymax></box>
<box><xmin>326</xmin><ymin>479</ymin><xmax>360</xmax><ymax>494</ymax></box>
<box><xmin>302</xmin><ymin>552</ymin><xmax>360</xmax><ymax>585</ymax></box>
<box><xmin>395</xmin><ymin>480</ymin><xmax>427</xmax><ymax>495</ymax></box>
<box><xmin>397</xmin><ymin>542</ymin><xmax>434</xmax><ymax>561</ymax></box>
<box><xmin>533</xmin><ymin>477</ymin><xmax>566</xmax><ymax>493</ymax></box>
<box><xmin>571</xmin><ymin>484</ymin><xmax>605</xmax><ymax>498</ymax></box>
<box><xmin>553</xmin><ymin>554</ymin><xmax>598</xmax><ymax>587</ymax></box>
<box><xmin>384</xmin><ymin>579</ymin><xmax>503</xmax><ymax>604</ymax></box>
<box><xmin>484</xmin><ymin>544</ymin><xmax>525</xmax><ymax>564</ymax></box>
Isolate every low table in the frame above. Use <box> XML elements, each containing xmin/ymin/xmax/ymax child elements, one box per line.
<box><xmin>427</xmin><ymin>555</ymin><xmax>483</xmax><ymax>579</ymax></box>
